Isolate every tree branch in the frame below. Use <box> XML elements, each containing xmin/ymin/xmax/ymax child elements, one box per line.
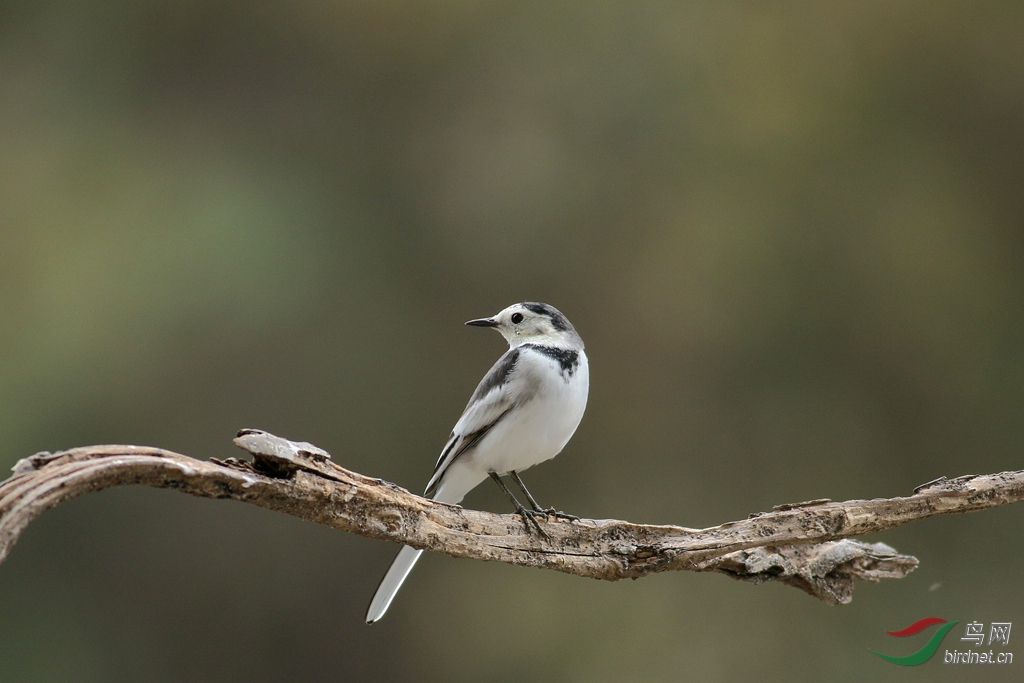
<box><xmin>2</xmin><ymin>430</ymin><xmax>1021</xmax><ymax>605</ymax></box>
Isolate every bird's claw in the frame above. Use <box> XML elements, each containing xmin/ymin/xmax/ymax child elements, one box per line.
<box><xmin>516</xmin><ymin>505</ymin><xmax>549</xmax><ymax>537</ymax></box>
<box><xmin>536</xmin><ymin>507</ymin><xmax>579</xmax><ymax>522</ymax></box>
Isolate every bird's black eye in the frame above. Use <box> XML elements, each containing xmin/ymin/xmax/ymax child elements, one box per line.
<box><xmin>511</xmin><ymin>312</ymin><xmax>524</xmax><ymax>324</ymax></box>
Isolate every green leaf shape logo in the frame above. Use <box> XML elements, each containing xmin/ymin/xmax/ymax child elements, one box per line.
<box><xmin>871</xmin><ymin>620</ymin><xmax>959</xmax><ymax>666</ymax></box>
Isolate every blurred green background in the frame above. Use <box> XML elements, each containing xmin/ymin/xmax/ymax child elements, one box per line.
<box><xmin>2</xmin><ymin>1</ymin><xmax>1023</xmax><ymax>681</ymax></box>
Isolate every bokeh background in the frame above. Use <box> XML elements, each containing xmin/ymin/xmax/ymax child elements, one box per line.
<box><xmin>2</xmin><ymin>1</ymin><xmax>1023</xmax><ymax>681</ymax></box>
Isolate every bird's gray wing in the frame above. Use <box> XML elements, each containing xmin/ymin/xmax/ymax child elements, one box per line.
<box><xmin>424</xmin><ymin>347</ymin><xmax>528</xmax><ymax>497</ymax></box>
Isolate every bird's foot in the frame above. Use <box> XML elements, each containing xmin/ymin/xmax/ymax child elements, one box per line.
<box><xmin>536</xmin><ymin>507</ymin><xmax>580</xmax><ymax>522</ymax></box>
<box><xmin>516</xmin><ymin>505</ymin><xmax>549</xmax><ymax>537</ymax></box>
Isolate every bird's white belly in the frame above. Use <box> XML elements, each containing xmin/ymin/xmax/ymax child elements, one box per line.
<box><xmin>467</xmin><ymin>360</ymin><xmax>588</xmax><ymax>476</ymax></box>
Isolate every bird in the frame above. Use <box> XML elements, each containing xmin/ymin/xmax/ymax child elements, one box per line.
<box><xmin>365</xmin><ymin>302</ymin><xmax>589</xmax><ymax>623</ymax></box>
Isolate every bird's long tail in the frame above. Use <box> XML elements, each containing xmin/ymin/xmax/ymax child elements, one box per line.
<box><xmin>364</xmin><ymin>464</ymin><xmax>486</xmax><ymax>623</ymax></box>
<box><xmin>365</xmin><ymin>545</ymin><xmax>423</xmax><ymax>623</ymax></box>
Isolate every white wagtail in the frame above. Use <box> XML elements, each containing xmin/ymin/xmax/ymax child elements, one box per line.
<box><xmin>365</xmin><ymin>302</ymin><xmax>589</xmax><ymax>623</ymax></box>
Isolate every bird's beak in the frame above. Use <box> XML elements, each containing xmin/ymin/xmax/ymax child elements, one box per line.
<box><xmin>465</xmin><ymin>317</ymin><xmax>499</xmax><ymax>328</ymax></box>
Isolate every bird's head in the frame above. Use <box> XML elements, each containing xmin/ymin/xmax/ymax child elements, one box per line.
<box><xmin>465</xmin><ymin>302</ymin><xmax>583</xmax><ymax>349</ymax></box>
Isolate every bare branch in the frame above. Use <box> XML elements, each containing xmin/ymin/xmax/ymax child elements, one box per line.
<box><xmin>2</xmin><ymin>430</ymin><xmax>1021</xmax><ymax>604</ymax></box>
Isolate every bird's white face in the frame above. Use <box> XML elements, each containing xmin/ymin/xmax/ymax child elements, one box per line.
<box><xmin>465</xmin><ymin>302</ymin><xmax>583</xmax><ymax>348</ymax></box>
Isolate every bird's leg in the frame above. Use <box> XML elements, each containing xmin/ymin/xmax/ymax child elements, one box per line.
<box><xmin>508</xmin><ymin>471</ymin><xmax>545</xmax><ymax>511</ymax></box>
<box><xmin>509</xmin><ymin>471</ymin><xmax>579</xmax><ymax>521</ymax></box>
<box><xmin>489</xmin><ymin>472</ymin><xmax>547</xmax><ymax>536</ymax></box>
